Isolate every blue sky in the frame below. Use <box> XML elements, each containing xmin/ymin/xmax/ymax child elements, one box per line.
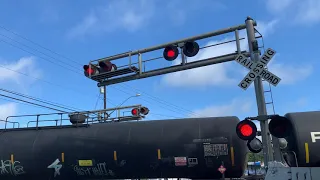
<box><xmin>0</xmin><ymin>0</ymin><xmax>319</xmax><ymax>128</ymax></box>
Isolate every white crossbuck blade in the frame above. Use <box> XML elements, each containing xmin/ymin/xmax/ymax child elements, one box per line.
<box><xmin>236</xmin><ymin>48</ymin><xmax>282</xmax><ymax>90</ymax></box>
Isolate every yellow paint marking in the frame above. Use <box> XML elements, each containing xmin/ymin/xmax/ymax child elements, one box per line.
<box><xmin>305</xmin><ymin>143</ymin><xmax>310</xmax><ymax>163</ymax></box>
<box><xmin>157</xmin><ymin>149</ymin><xmax>161</xmax><ymax>160</ymax></box>
<box><xmin>61</xmin><ymin>152</ymin><xmax>65</xmax><ymax>163</ymax></box>
<box><xmin>231</xmin><ymin>147</ymin><xmax>235</xmax><ymax>166</ymax></box>
<box><xmin>114</xmin><ymin>151</ymin><xmax>117</xmax><ymax>161</ymax></box>
<box><xmin>78</xmin><ymin>160</ymin><xmax>93</xmax><ymax>166</ymax></box>
<box><xmin>10</xmin><ymin>154</ymin><xmax>14</xmax><ymax>163</ymax></box>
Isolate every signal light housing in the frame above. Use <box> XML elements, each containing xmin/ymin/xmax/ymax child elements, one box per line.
<box><xmin>183</xmin><ymin>41</ymin><xmax>199</xmax><ymax>57</ymax></box>
<box><xmin>247</xmin><ymin>137</ymin><xmax>263</xmax><ymax>153</ymax></box>
<box><xmin>140</xmin><ymin>107</ymin><xmax>149</xmax><ymax>115</ymax></box>
<box><xmin>99</xmin><ymin>61</ymin><xmax>117</xmax><ymax>72</ymax></box>
<box><xmin>163</xmin><ymin>45</ymin><xmax>179</xmax><ymax>61</ymax></box>
<box><xmin>83</xmin><ymin>65</ymin><xmax>99</xmax><ymax>76</ymax></box>
<box><xmin>268</xmin><ymin>115</ymin><xmax>292</xmax><ymax>138</ymax></box>
<box><xmin>236</xmin><ymin>120</ymin><xmax>257</xmax><ymax>141</ymax></box>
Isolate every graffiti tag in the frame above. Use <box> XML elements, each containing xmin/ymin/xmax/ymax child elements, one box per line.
<box><xmin>0</xmin><ymin>160</ymin><xmax>25</xmax><ymax>176</ymax></box>
<box><xmin>47</xmin><ymin>159</ymin><xmax>62</xmax><ymax>177</ymax></box>
<box><xmin>73</xmin><ymin>162</ymin><xmax>114</xmax><ymax>176</ymax></box>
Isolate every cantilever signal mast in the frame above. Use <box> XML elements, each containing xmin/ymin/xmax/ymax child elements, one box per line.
<box><xmin>82</xmin><ymin>17</ymin><xmax>283</xmax><ymax>166</ymax></box>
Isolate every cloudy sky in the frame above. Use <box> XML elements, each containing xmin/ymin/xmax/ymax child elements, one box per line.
<box><xmin>0</xmin><ymin>0</ymin><xmax>319</xmax><ymax>127</ymax></box>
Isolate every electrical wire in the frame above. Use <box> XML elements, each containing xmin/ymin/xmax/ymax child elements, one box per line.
<box><xmin>0</xmin><ymin>61</ymin><xmax>116</xmax><ymax>106</ymax></box>
<box><xmin>94</xmin><ymin>93</ymin><xmax>101</xmax><ymax>110</ymax></box>
<box><xmin>0</xmin><ymin>93</ymin><xmax>67</xmax><ymax>112</ymax></box>
<box><xmin>149</xmin><ymin>113</ymin><xmax>184</xmax><ymax>119</ymax></box>
<box><xmin>0</xmin><ymin>25</ymin><xmax>197</xmax><ymax>116</ymax></box>
<box><xmin>118</xmin><ymin>83</ymin><xmax>200</xmax><ymax>117</ymax></box>
<box><xmin>0</xmin><ymin>88</ymin><xmax>80</xmax><ymax>112</ymax></box>
<box><xmin>111</xmin><ymin>86</ymin><xmax>190</xmax><ymax>117</ymax></box>
<box><xmin>0</xmin><ymin>33</ymin><xmax>81</xmax><ymax>70</ymax></box>
<box><xmin>0</xmin><ymin>25</ymin><xmax>83</xmax><ymax>66</ymax></box>
<box><xmin>0</xmin><ymin>38</ymin><xmax>82</xmax><ymax>75</ymax></box>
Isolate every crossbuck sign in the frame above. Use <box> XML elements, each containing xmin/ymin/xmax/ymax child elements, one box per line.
<box><xmin>236</xmin><ymin>48</ymin><xmax>281</xmax><ymax>90</ymax></box>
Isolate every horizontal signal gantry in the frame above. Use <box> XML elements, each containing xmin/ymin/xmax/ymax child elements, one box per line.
<box><xmin>82</xmin><ymin>22</ymin><xmax>254</xmax><ymax>86</ymax></box>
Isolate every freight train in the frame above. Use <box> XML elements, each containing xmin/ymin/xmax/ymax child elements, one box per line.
<box><xmin>279</xmin><ymin>111</ymin><xmax>320</xmax><ymax>167</ymax></box>
<box><xmin>0</xmin><ymin>116</ymin><xmax>247</xmax><ymax>180</ymax></box>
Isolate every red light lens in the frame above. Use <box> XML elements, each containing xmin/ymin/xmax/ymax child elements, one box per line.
<box><xmin>131</xmin><ymin>108</ymin><xmax>138</xmax><ymax>115</ymax></box>
<box><xmin>240</xmin><ymin>124</ymin><xmax>253</xmax><ymax>137</ymax></box>
<box><xmin>167</xmin><ymin>50</ymin><xmax>175</xmax><ymax>58</ymax></box>
<box><xmin>86</xmin><ymin>68</ymin><xmax>94</xmax><ymax>75</ymax></box>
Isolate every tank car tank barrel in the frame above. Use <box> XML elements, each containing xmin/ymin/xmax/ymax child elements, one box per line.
<box><xmin>0</xmin><ymin>116</ymin><xmax>247</xmax><ymax>180</ymax></box>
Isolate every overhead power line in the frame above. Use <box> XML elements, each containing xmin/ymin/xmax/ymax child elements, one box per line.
<box><xmin>111</xmin><ymin>86</ymin><xmax>189</xmax><ymax>117</ymax></box>
<box><xmin>118</xmin><ymin>83</ymin><xmax>200</xmax><ymax>117</ymax></box>
<box><xmin>0</xmin><ymin>88</ymin><xmax>80</xmax><ymax>112</ymax></box>
<box><xmin>0</xmin><ymin>37</ymin><xmax>81</xmax><ymax>75</ymax></box>
<box><xmin>0</xmin><ymin>25</ymin><xmax>82</xmax><ymax>66</ymax></box>
<box><xmin>0</xmin><ymin>61</ymin><xmax>116</xmax><ymax>106</ymax></box>
<box><xmin>149</xmin><ymin>113</ymin><xmax>184</xmax><ymax>119</ymax></box>
<box><xmin>0</xmin><ymin>25</ymin><xmax>196</xmax><ymax>116</ymax></box>
<box><xmin>0</xmin><ymin>93</ymin><xmax>67</xmax><ymax>112</ymax></box>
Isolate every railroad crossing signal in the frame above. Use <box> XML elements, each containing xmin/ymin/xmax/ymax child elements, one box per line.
<box><xmin>218</xmin><ymin>165</ymin><xmax>226</xmax><ymax>174</ymax></box>
<box><xmin>163</xmin><ymin>41</ymin><xmax>200</xmax><ymax>61</ymax></box>
<box><xmin>236</xmin><ymin>48</ymin><xmax>282</xmax><ymax>90</ymax></box>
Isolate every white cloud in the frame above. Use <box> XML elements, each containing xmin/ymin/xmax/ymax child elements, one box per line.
<box><xmin>67</xmin><ymin>0</ymin><xmax>155</xmax><ymax>38</ymax></box>
<box><xmin>0</xmin><ymin>56</ymin><xmax>42</xmax><ymax>85</ymax></box>
<box><xmin>190</xmin><ymin>98</ymin><xmax>253</xmax><ymax>118</ymax></box>
<box><xmin>266</xmin><ymin>0</ymin><xmax>320</xmax><ymax>25</ymax></box>
<box><xmin>256</xmin><ymin>20</ymin><xmax>279</xmax><ymax>37</ymax></box>
<box><xmin>0</xmin><ymin>102</ymin><xmax>17</xmax><ymax>120</ymax></box>
<box><xmin>165</xmin><ymin>0</ymin><xmax>226</xmax><ymax>26</ymax></box>
<box><xmin>268</xmin><ymin>58</ymin><xmax>313</xmax><ymax>84</ymax></box>
<box><xmin>295</xmin><ymin>0</ymin><xmax>320</xmax><ymax>24</ymax></box>
<box><xmin>161</xmin><ymin>19</ymin><xmax>278</xmax><ymax>88</ymax></box>
<box><xmin>266</xmin><ymin>0</ymin><xmax>293</xmax><ymax>13</ymax></box>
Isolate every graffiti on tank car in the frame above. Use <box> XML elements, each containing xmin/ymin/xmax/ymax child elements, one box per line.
<box><xmin>47</xmin><ymin>159</ymin><xmax>62</xmax><ymax>177</ymax></box>
<box><xmin>0</xmin><ymin>160</ymin><xmax>25</xmax><ymax>176</ymax></box>
<box><xmin>73</xmin><ymin>162</ymin><xmax>115</xmax><ymax>176</ymax></box>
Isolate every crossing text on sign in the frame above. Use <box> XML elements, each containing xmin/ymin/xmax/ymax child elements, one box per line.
<box><xmin>236</xmin><ymin>48</ymin><xmax>281</xmax><ymax>90</ymax></box>
<box><xmin>235</xmin><ymin>54</ymin><xmax>281</xmax><ymax>88</ymax></box>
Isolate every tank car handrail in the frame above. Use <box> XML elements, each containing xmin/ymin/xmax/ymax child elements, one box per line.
<box><xmin>0</xmin><ymin>119</ymin><xmax>20</xmax><ymax>128</ymax></box>
<box><xmin>27</xmin><ymin>119</ymin><xmax>69</xmax><ymax>127</ymax></box>
<box><xmin>3</xmin><ymin>104</ymin><xmax>143</xmax><ymax>130</ymax></box>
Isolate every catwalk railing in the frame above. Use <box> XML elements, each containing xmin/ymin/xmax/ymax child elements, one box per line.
<box><xmin>0</xmin><ymin>104</ymin><xmax>144</xmax><ymax>131</ymax></box>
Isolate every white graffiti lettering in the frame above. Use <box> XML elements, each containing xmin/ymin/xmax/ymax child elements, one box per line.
<box><xmin>0</xmin><ymin>160</ymin><xmax>25</xmax><ymax>176</ymax></box>
<box><xmin>47</xmin><ymin>159</ymin><xmax>62</xmax><ymax>177</ymax></box>
<box><xmin>73</xmin><ymin>162</ymin><xmax>114</xmax><ymax>176</ymax></box>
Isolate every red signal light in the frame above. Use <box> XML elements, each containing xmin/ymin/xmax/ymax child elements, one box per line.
<box><xmin>131</xmin><ymin>108</ymin><xmax>139</xmax><ymax>116</ymax></box>
<box><xmin>163</xmin><ymin>45</ymin><xmax>179</xmax><ymax>61</ymax></box>
<box><xmin>240</xmin><ymin>124</ymin><xmax>253</xmax><ymax>137</ymax></box>
<box><xmin>268</xmin><ymin>115</ymin><xmax>292</xmax><ymax>138</ymax></box>
<box><xmin>83</xmin><ymin>65</ymin><xmax>98</xmax><ymax>76</ymax></box>
<box><xmin>236</xmin><ymin>120</ymin><xmax>257</xmax><ymax>141</ymax></box>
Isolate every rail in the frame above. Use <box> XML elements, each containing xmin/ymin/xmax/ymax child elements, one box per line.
<box><xmin>1</xmin><ymin>104</ymin><xmax>144</xmax><ymax>131</ymax></box>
